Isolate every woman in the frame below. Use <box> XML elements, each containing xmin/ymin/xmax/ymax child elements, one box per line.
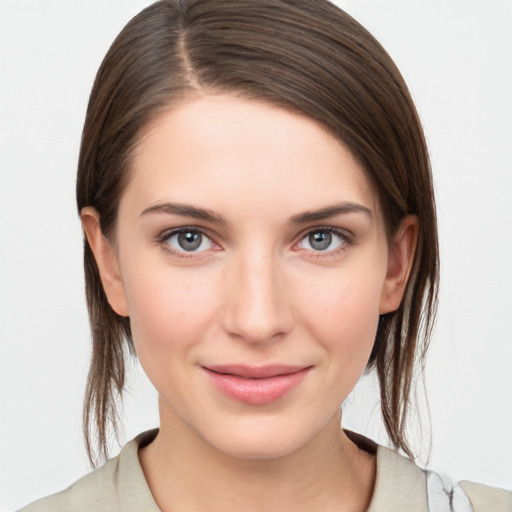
<box><xmin>17</xmin><ymin>0</ymin><xmax>512</xmax><ymax>510</ymax></box>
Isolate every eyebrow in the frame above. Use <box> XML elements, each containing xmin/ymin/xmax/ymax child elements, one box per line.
<box><xmin>289</xmin><ymin>202</ymin><xmax>372</xmax><ymax>224</ymax></box>
<box><xmin>139</xmin><ymin>201</ymin><xmax>372</xmax><ymax>225</ymax></box>
<box><xmin>140</xmin><ymin>202</ymin><xmax>227</xmax><ymax>224</ymax></box>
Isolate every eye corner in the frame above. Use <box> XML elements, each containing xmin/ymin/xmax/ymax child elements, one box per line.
<box><xmin>293</xmin><ymin>226</ymin><xmax>354</xmax><ymax>258</ymax></box>
<box><xmin>156</xmin><ymin>226</ymin><xmax>222</xmax><ymax>259</ymax></box>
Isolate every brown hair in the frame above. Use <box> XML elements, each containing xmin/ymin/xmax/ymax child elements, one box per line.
<box><xmin>77</xmin><ymin>0</ymin><xmax>439</xmax><ymax>465</ymax></box>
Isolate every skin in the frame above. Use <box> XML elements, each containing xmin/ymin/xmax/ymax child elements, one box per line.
<box><xmin>82</xmin><ymin>94</ymin><xmax>417</xmax><ymax>512</ymax></box>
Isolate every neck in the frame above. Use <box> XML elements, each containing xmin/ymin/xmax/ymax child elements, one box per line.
<box><xmin>139</xmin><ymin>408</ymin><xmax>376</xmax><ymax>512</ymax></box>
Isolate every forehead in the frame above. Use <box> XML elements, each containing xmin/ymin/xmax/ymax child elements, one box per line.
<box><xmin>124</xmin><ymin>94</ymin><xmax>380</xmax><ymax>220</ymax></box>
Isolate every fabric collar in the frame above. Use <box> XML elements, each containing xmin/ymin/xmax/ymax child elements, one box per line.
<box><xmin>116</xmin><ymin>428</ymin><xmax>428</xmax><ymax>511</ymax></box>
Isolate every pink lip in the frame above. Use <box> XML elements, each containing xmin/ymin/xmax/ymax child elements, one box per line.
<box><xmin>202</xmin><ymin>364</ymin><xmax>312</xmax><ymax>405</ymax></box>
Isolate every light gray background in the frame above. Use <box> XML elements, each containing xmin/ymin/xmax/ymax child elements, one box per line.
<box><xmin>1</xmin><ymin>0</ymin><xmax>511</xmax><ymax>509</ymax></box>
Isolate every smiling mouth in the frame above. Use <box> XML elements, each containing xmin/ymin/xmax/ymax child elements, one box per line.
<box><xmin>201</xmin><ymin>364</ymin><xmax>312</xmax><ymax>405</ymax></box>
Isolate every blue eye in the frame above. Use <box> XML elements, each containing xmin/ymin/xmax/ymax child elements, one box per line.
<box><xmin>165</xmin><ymin>229</ymin><xmax>213</xmax><ymax>253</ymax></box>
<box><xmin>299</xmin><ymin>229</ymin><xmax>346</xmax><ymax>252</ymax></box>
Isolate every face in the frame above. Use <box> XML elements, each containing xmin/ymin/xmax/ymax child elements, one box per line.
<box><xmin>84</xmin><ymin>95</ymin><xmax>413</xmax><ymax>459</ymax></box>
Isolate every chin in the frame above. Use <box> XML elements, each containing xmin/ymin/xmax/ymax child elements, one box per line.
<box><xmin>212</xmin><ymin>436</ymin><xmax>305</xmax><ymax>461</ymax></box>
<box><xmin>199</xmin><ymin>415</ymin><xmax>330</xmax><ymax>461</ymax></box>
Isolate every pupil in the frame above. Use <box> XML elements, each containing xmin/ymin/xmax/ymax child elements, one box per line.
<box><xmin>309</xmin><ymin>231</ymin><xmax>331</xmax><ymax>250</ymax></box>
<box><xmin>178</xmin><ymin>231</ymin><xmax>202</xmax><ymax>251</ymax></box>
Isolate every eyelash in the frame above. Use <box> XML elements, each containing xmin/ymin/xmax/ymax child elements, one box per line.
<box><xmin>156</xmin><ymin>227</ymin><xmax>219</xmax><ymax>259</ymax></box>
<box><xmin>155</xmin><ymin>226</ymin><xmax>354</xmax><ymax>259</ymax></box>
<box><xmin>294</xmin><ymin>226</ymin><xmax>354</xmax><ymax>259</ymax></box>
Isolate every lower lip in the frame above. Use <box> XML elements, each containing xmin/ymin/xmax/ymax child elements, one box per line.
<box><xmin>203</xmin><ymin>367</ymin><xmax>311</xmax><ymax>405</ymax></box>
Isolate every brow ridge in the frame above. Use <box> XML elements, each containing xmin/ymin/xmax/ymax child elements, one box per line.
<box><xmin>140</xmin><ymin>201</ymin><xmax>371</xmax><ymax>225</ymax></box>
<box><xmin>289</xmin><ymin>202</ymin><xmax>372</xmax><ymax>224</ymax></box>
<box><xmin>140</xmin><ymin>202</ymin><xmax>226</xmax><ymax>224</ymax></box>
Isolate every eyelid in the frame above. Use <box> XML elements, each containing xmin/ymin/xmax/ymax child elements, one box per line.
<box><xmin>293</xmin><ymin>226</ymin><xmax>355</xmax><ymax>255</ymax></box>
<box><xmin>297</xmin><ymin>225</ymin><xmax>354</xmax><ymax>243</ymax></box>
<box><xmin>156</xmin><ymin>226</ymin><xmax>221</xmax><ymax>258</ymax></box>
<box><xmin>154</xmin><ymin>224</ymin><xmax>354</xmax><ymax>259</ymax></box>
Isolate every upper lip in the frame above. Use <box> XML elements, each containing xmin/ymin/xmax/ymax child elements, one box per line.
<box><xmin>202</xmin><ymin>364</ymin><xmax>311</xmax><ymax>379</ymax></box>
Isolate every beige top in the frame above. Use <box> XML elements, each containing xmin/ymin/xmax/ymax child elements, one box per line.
<box><xmin>19</xmin><ymin>430</ymin><xmax>512</xmax><ymax>512</ymax></box>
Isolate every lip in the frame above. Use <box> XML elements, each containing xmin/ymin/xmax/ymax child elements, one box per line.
<box><xmin>201</xmin><ymin>364</ymin><xmax>312</xmax><ymax>405</ymax></box>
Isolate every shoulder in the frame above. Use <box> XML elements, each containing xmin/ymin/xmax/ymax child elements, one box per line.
<box><xmin>366</xmin><ymin>440</ymin><xmax>512</xmax><ymax>512</ymax></box>
<box><xmin>18</xmin><ymin>430</ymin><xmax>160</xmax><ymax>512</ymax></box>
<box><xmin>18</xmin><ymin>456</ymin><xmax>121</xmax><ymax>512</ymax></box>
<box><xmin>460</xmin><ymin>480</ymin><xmax>512</xmax><ymax>512</ymax></box>
<box><xmin>368</xmin><ymin>443</ymin><xmax>430</xmax><ymax>511</ymax></box>
<box><xmin>426</xmin><ymin>469</ymin><xmax>512</xmax><ymax>511</ymax></box>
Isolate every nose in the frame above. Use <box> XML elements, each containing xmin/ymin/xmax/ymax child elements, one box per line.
<box><xmin>220</xmin><ymin>248</ymin><xmax>293</xmax><ymax>344</ymax></box>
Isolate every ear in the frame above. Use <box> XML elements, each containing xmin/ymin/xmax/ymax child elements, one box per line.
<box><xmin>379</xmin><ymin>215</ymin><xmax>418</xmax><ymax>314</ymax></box>
<box><xmin>80</xmin><ymin>207</ymin><xmax>129</xmax><ymax>317</ymax></box>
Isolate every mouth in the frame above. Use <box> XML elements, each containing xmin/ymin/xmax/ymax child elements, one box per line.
<box><xmin>201</xmin><ymin>364</ymin><xmax>312</xmax><ymax>405</ymax></box>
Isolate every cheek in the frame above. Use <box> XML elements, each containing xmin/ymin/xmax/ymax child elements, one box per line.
<box><xmin>297</xmin><ymin>264</ymin><xmax>385</xmax><ymax>369</ymax></box>
<box><xmin>122</xmin><ymin>263</ymin><xmax>220</xmax><ymax>362</ymax></box>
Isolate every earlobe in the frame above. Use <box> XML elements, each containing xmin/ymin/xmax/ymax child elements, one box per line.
<box><xmin>80</xmin><ymin>207</ymin><xmax>129</xmax><ymax>317</ymax></box>
<box><xmin>379</xmin><ymin>215</ymin><xmax>418</xmax><ymax>315</ymax></box>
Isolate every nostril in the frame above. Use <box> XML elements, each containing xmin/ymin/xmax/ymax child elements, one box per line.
<box><xmin>221</xmin><ymin>294</ymin><xmax>292</xmax><ymax>344</ymax></box>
